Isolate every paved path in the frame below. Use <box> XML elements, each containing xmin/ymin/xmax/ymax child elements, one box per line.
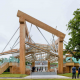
<box><xmin>24</xmin><ymin>75</ymin><xmax>70</xmax><ymax>79</ymax></box>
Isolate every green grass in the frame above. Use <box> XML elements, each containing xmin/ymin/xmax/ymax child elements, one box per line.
<box><xmin>58</xmin><ymin>73</ymin><xmax>78</xmax><ymax>77</ymax></box>
<box><xmin>58</xmin><ymin>73</ymin><xmax>72</xmax><ymax>77</ymax></box>
<box><xmin>1</xmin><ymin>79</ymin><xmax>79</xmax><ymax>80</ymax></box>
<box><xmin>0</xmin><ymin>72</ymin><xmax>28</xmax><ymax>77</ymax></box>
<box><xmin>0</xmin><ymin>72</ymin><xmax>78</xmax><ymax>80</ymax></box>
<box><xmin>2</xmin><ymin>72</ymin><xmax>10</xmax><ymax>74</ymax></box>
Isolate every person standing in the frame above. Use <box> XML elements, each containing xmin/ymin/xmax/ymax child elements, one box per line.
<box><xmin>72</xmin><ymin>66</ymin><xmax>76</xmax><ymax>79</ymax></box>
<box><xmin>77</xmin><ymin>66</ymin><xmax>80</xmax><ymax>78</ymax></box>
<box><xmin>37</xmin><ymin>68</ymin><xmax>38</xmax><ymax>72</ymax></box>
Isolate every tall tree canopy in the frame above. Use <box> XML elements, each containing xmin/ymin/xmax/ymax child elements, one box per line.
<box><xmin>65</xmin><ymin>8</ymin><xmax>80</xmax><ymax>58</ymax></box>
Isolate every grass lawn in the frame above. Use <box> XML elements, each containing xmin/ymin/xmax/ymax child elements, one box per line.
<box><xmin>0</xmin><ymin>72</ymin><xmax>28</xmax><ymax>77</ymax></box>
<box><xmin>58</xmin><ymin>73</ymin><xmax>78</xmax><ymax>77</ymax></box>
<box><xmin>0</xmin><ymin>72</ymin><xmax>79</xmax><ymax>80</ymax></box>
<box><xmin>1</xmin><ymin>79</ymin><xmax>79</xmax><ymax>80</ymax></box>
<box><xmin>58</xmin><ymin>73</ymin><xmax>72</xmax><ymax>77</ymax></box>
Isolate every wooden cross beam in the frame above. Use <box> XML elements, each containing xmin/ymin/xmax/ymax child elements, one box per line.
<box><xmin>17</xmin><ymin>10</ymin><xmax>65</xmax><ymax>38</ymax></box>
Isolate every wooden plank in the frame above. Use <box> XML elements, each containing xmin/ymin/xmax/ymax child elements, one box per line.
<box><xmin>20</xmin><ymin>19</ymin><xmax>26</xmax><ymax>74</ymax></box>
<box><xmin>0</xmin><ymin>49</ymin><xmax>18</xmax><ymax>55</ymax></box>
<box><xmin>17</xmin><ymin>10</ymin><xmax>65</xmax><ymax>38</ymax></box>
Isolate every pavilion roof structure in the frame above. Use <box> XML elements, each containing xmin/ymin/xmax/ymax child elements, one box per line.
<box><xmin>0</xmin><ymin>10</ymin><xmax>66</xmax><ymax>64</ymax></box>
<box><xmin>0</xmin><ymin>41</ymin><xmax>59</xmax><ymax>63</ymax></box>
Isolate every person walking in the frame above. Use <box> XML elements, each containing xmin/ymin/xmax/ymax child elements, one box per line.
<box><xmin>77</xmin><ymin>66</ymin><xmax>80</xmax><ymax>78</ymax></box>
<box><xmin>72</xmin><ymin>66</ymin><xmax>76</xmax><ymax>79</ymax></box>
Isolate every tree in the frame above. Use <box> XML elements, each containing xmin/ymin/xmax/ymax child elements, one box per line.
<box><xmin>65</xmin><ymin>8</ymin><xmax>80</xmax><ymax>58</ymax></box>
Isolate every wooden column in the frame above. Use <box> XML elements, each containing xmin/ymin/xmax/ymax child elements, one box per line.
<box><xmin>32</xmin><ymin>62</ymin><xmax>35</xmax><ymax>67</ymax></box>
<box><xmin>58</xmin><ymin>40</ymin><xmax>63</xmax><ymax>74</ymax></box>
<box><xmin>19</xmin><ymin>18</ymin><xmax>26</xmax><ymax>74</ymax></box>
<box><xmin>48</xmin><ymin>61</ymin><xmax>50</xmax><ymax>71</ymax></box>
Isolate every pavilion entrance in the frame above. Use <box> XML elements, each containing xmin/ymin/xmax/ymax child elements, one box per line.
<box><xmin>35</xmin><ymin>61</ymin><xmax>48</xmax><ymax>72</ymax></box>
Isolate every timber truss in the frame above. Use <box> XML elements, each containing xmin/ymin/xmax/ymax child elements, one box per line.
<box><xmin>0</xmin><ymin>10</ymin><xmax>65</xmax><ymax>74</ymax></box>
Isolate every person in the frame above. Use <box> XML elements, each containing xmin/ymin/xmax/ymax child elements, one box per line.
<box><xmin>77</xmin><ymin>66</ymin><xmax>80</xmax><ymax>78</ymax></box>
<box><xmin>37</xmin><ymin>68</ymin><xmax>38</xmax><ymax>72</ymax></box>
<box><xmin>39</xmin><ymin>69</ymin><xmax>40</xmax><ymax>72</ymax></box>
<box><xmin>72</xmin><ymin>66</ymin><xmax>76</xmax><ymax>79</ymax></box>
<box><xmin>32</xmin><ymin>66</ymin><xmax>35</xmax><ymax>72</ymax></box>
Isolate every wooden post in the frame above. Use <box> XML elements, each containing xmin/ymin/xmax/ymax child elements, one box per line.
<box><xmin>58</xmin><ymin>40</ymin><xmax>63</xmax><ymax>74</ymax></box>
<box><xmin>48</xmin><ymin>61</ymin><xmax>50</xmax><ymax>71</ymax></box>
<box><xmin>19</xmin><ymin>18</ymin><xmax>26</xmax><ymax>74</ymax></box>
<box><xmin>32</xmin><ymin>62</ymin><xmax>35</xmax><ymax>67</ymax></box>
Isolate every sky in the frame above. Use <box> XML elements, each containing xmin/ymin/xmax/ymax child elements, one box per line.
<box><xmin>0</xmin><ymin>0</ymin><xmax>80</xmax><ymax>58</ymax></box>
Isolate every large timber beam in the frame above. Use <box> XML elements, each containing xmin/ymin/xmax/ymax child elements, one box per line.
<box><xmin>17</xmin><ymin>10</ymin><xmax>65</xmax><ymax>38</ymax></box>
<box><xmin>0</xmin><ymin>49</ymin><xmax>18</xmax><ymax>55</ymax></box>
